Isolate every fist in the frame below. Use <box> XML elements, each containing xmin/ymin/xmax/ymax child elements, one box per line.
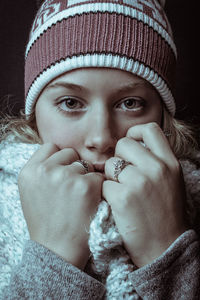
<box><xmin>103</xmin><ymin>123</ymin><xmax>188</xmax><ymax>267</ymax></box>
<box><xmin>18</xmin><ymin>143</ymin><xmax>104</xmax><ymax>269</ymax></box>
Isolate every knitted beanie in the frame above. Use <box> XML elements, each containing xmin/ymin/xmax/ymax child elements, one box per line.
<box><xmin>25</xmin><ymin>0</ymin><xmax>177</xmax><ymax>116</ymax></box>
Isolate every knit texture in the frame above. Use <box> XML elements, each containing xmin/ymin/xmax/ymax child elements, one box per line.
<box><xmin>0</xmin><ymin>138</ymin><xmax>39</xmax><ymax>294</ymax></box>
<box><xmin>5</xmin><ymin>240</ymin><xmax>105</xmax><ymax>299</ymax></box>
<box><xmin>1</xmin><ymin>137</ymin><xmax>200</xmax><ymax>298</ymax></box>
<box><xmin>3</xmin><ymin>231</ymin><xmax>199</xmax><ymax>299</ymax></box>
<box><xmin>25</xmin><ymin>0</ymin><xmax>177</xmax><ymax>115</ymax></box>
<box><xmin>129</xmin><ymin>229</ymin><xmax>200</xmax><ymax>299</ymax></box>
<box><xmin>88</xmin><ymin>159</ymin><xmax>200</xmax><ymax>299</ymax></box>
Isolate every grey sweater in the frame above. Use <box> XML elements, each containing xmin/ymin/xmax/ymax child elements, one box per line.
<box><xmin>1</xmin><ymin>138</ymin><xmax>200</xmax><ymax>299</ymax></box>
<box><xmin>4</xmin><ymin>231</ymin><xmax>200</xmax><ymax>299</ymax></box>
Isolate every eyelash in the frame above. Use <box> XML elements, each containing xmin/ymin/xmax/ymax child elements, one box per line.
<box><xmin>55</xmin><ymin>97</ymin><xmax>85</xmax><ymax>115</ymax></box>
<box><xmin>55</xmin><ymin>96</ymin><xmax>146</xmax><ymax>115</ymax></box>
<box><xmin>116</xmin><ymin>98</ymin><xmax>146</xmax><ymax>111</ymax></box>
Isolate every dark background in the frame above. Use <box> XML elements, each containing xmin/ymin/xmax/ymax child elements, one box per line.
<box><xmin>0</xmin><ymin>1</ymin><xmax>199</xmax><ymax>125</ymax></box>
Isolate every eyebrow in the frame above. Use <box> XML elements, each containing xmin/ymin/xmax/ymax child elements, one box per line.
<box><xmin>46</xmin><ymin>82</ymin><xmax>83</xmax><ymax>92</ymax></box>
<box><xmin>115</xmin><ymin>81</ymin><xmax>155</xmax><ymax>94</ymax></box>
<box><xmin>45</xmin><ymin>80</ymin><xmax>155</xmax><ymax>94</ymax></box>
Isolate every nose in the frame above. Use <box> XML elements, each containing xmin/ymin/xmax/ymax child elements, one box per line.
<box><xmin>84</xmin><ymin>107</ymin><xmax>117</xmax><ymax>154</ymax></box>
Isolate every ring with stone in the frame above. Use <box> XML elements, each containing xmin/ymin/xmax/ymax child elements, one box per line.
<box><xmin>75</xmin><ymin>160</ymin><xmax>89</xmax><ymax>173</ymax></box>
<box><xmin>113</xmin><ymin>159</ymin><xmax>130</xmax><ymax>182</ymax></box>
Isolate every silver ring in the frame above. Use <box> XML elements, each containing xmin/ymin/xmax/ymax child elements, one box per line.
<box><xmin>75</xmin><ymin>160</ymin><xmax>89</xmax><ymax>173</ymax></box>
<box><xmin>113</xmin><ymin>159</ymin><xmax>129</xmax><ymax>181</ymax></box>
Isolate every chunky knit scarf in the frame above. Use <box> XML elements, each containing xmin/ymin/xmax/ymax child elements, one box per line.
<box><xmin>0</xmin><ymin>138</ymin><xmax>200</xmax><ymax>299</ymax></box>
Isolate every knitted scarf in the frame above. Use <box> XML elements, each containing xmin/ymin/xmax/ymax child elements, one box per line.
<box><xmin>0</xmin><ymin>138</ymin><xmax>200</xmax><ymax>299</ymax></box>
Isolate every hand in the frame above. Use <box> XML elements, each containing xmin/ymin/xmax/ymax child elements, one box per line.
<box><xmin>103</xmin><ymin>123</ymin><xmax>189</xmax><ymax>268</ymax></box>
<box><xmin>18</xmin><ymin>143</ymin><xmax>104</xmax><ymax>270</ymax></box>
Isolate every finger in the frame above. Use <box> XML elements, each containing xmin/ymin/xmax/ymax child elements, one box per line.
<box><xmin>103</xmin><ymin>180</ymin><xmax>123</xmax><ymax>210</ymax></box>
<box><xmin>105</xmin><ymin>157</ymin><xmax>127</xmax><ymax>182</ymax></box>
<box><xmin>27</xmin><ymin>143</ymin><xmax>59</xmax><ymax>164</ymax></box>
<box><xmin>115</xmin><ymin>137</ymin><xmax>156</xmax><ymax>170</ymax></box>
<box><xmin>45</xmin><ymin>148</ymin><xmax>79</xmax><ymax>167</ymax></box>
<box><xmin>86</xmin><ymin>171</ymin><xmax>105</xmax><ymax>186</ymax></box>
<box><xmin>103</xmin><ymin>168</ymin><xmax>149</xmax><ymax>211</ymax></box>
<box><xmin>71</xmin><ymin>160</ymin><xmax>94</xmax><ymax>174</ymax></box>
<box><xmin>105</xmin><ymin>157</ymin><xmax>139</xmax><ymax>184</ymax></box>
<box><xmin>126</xmin><ymin>123</ymin><xmax>175</xmax><ymax>165</ymax></box>
<box><xmin>84</xmin><ymin>171</ymin><xmax>105</xmax><ymax>200</ymax></box>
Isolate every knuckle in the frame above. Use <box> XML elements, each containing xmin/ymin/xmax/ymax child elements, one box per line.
<box><xmin>61</xmin><ymin>147</ymin><xmax>78</xmax><ymax>159</ymax></box>
<box><xmin>38</xmin><ymin>163</ymin><xmax>64</xmax><ymax>184</ymax></box>
<box><xmin>153</xmin><ymin>160</ymin><xmax>168</xmax><ymax>178</ymax></box>
<box><xmin>41</xmin><ymin>143</ymin><xmax>60</xmax><ymax>158</ymax></box>
<box><xmin>74</xmin><ymin>177</ymin><xmax>90</xmax><ymax>196</ymax></box>
<box><xmin>38</xmin><ymin>161</ymin><xmax>50</xmax><ymax>174</ymax></box>
<box><xmin>36</xmin><ymin>162</ymin><xmax>58</xmax><ymax>184</ymax></box>
<box><xmin>116</xmin><ymin>137</ymin><xmax>129</xmax><ymax>151</ymax></box>
<box><xmin>43</xmin><ymin>142</ymin><xmax>59</xmax><ymax>151</ymax></box>
<box><xmin>146</xmin><ymin>122</ymin><xmax>160</xmax><ymax>133</ymax></box>
<box><xmin>126</xmin><ymin>126</ymin><xmax>134</xmax><ymax>136</ymax></box>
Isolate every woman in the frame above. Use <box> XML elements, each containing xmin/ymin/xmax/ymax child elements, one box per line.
<box><xmin>0</xmin><ymin>0</ymin><xmax>200</xmax><ymax>298</ymax></box>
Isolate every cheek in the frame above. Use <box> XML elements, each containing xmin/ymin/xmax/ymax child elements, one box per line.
<box><xmin>118</xmin><ymin>108</ymin><xmax>162</xmax><ymax>135</ymax></box>
<box><xmin>151</xmin><ymin>106</ymin><xmax>163</xmax><ymax>126</ymax></box>
<box><xmin>54</xmin><ymin>130</ymin><xmax>82</xmax><ymax>150</ymax></box>
<box><xmin>41</xmin><ymin>123</ymin><xmax>83</xmax><ymax>149</ymax></box>
<box><xmin>35</xmin><ymin>104</ymin><xmax>83</xmax><ymax>149</ymax></box>
<box><xmin>142</xmin><ymin>102</ymin><xmax>163</xmax><ymax>126</ymax></box>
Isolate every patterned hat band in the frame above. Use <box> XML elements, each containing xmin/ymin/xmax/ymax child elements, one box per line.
<box><xmin>25</xmin><ymin>0</ymin><xmax>177</xmax><ymax>115</ymax></box>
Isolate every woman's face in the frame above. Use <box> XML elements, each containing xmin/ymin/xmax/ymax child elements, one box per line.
<box><xmin>35</xmin><ymin>68</ymin><xmax>162</xmax><ymax>165</ymax></box>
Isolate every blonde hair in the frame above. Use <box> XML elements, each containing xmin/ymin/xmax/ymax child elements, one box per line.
<box><xmin>0</xmin><ymin>110</ymin><xmax>41</xmax><ymax>144</ymax></box>
<box><xmin>162</xmin><ymin>108</ymin><xmax>199</xmax><ymax>159</ymax></box>
<box><xmin>0</xmin><ymin>107</ymin><xmax>198</xmax><ymax>159</ymax></box>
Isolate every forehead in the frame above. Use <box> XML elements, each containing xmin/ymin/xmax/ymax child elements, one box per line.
<box><xmin>40</xmin><ymin>67</ymin><xmax>161</xmax><ymax>105</ymax></box>
<box><xmin>46</xmin><ymin>67</ymin><xmax>155</xmax><ymax>90</ymax></box>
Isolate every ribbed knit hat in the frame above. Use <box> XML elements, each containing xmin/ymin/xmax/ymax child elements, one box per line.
<box><xmin>25</xmin><ymin>0</ymin><xmax>177</xmax><ymax>115</ymax></box>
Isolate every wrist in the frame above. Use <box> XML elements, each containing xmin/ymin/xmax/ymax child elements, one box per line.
<box><xmin>54</xmin><ymin>244</ymin><xmax>90</xmax><ymax>270</ymax></box>
<box><xmin>129</xmin><ymin>227</ymin><xmax>189</xmax><ymax>268</ymax></box>
<box><xmin>33</xmin><ymin>239</ymin><xmax>90</xmax><ymax>270</ymax></box>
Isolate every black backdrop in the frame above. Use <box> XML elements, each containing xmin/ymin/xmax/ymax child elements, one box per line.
<box><xmin>0</xmin><ymin>0</ymin><xmax>199</xmax><ymax>125</ymax></box>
